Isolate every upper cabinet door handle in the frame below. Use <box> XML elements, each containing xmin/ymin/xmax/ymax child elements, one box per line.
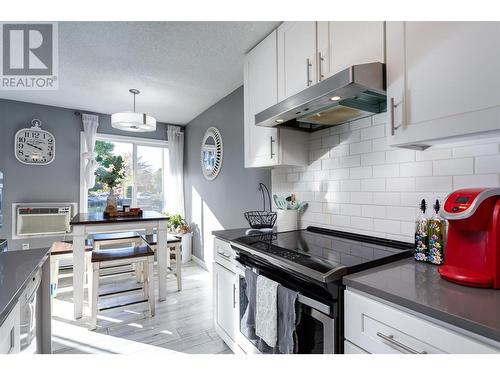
<box><xmin>318</xmin><ymin>52</ymin><xmax>324</xmax><ymax>81</ymax></box>
<box><xmin>306</xmin><ymin>58</ymin><xmax>313</xmax><ymax>86</ymax></box>
<box><xmin>390</xmin><ymin>97</ymin><xmax>403</xmax><ymax>136</ymax></box>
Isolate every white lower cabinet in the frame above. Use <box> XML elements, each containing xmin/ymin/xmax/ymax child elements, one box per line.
<box><xmin>213</xmin><ymin>263</ymin><xmax>237</xmax><ymax>342</ymax></box>
<box><xmin>0</xmin><ymin>302</ymin><xmax>20</xmax><ymax>354</ymax></box>
<box><xmin>345</xmin><ymin>289</ymin><xmax>500</xmax><ymax>354</ymax></box>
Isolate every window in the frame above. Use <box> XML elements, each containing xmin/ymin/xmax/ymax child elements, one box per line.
<box><xmin>82</xmin><ymin>134</ymin><xmax>168</xmax><ymax>213</ymax></box>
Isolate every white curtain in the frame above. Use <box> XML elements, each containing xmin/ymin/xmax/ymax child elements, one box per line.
<box><xmin>82</xmin><ymin>114</ymin><xmax>99</xmax><ymax>189</ymax></box>
<box><xmin>166</xmin><ymin>125</ymin><xmax>185</xmax><ymax>217</ymax></box>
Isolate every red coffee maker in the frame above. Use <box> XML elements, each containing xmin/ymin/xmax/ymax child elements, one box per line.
<box><xmin>439</xmin><ymin>188</ymin><xmax>500</xmax><ymax>288</ymax></box>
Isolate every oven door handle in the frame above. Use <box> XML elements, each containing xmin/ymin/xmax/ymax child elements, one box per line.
<box><xmin>231</xmin><ymin>241</ymin><xmax>330</xmax><ymax>283</ymax></box>
<box><xmin>235</xmin><ymin>255</ymin><xmax>331</xmax><ymax>316</ymax></box>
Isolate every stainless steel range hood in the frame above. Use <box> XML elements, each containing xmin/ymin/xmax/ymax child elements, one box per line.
<box><xmin>255</xmin><ymin>62</ymin><xmax>386</xmax><ymax>132</ymax></box>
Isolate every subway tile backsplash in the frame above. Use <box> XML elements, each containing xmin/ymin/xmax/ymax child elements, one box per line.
<box><xmin>272</xmin><ymin>113</ymin><xmax>500</xmax><ymax>242</ymax></box>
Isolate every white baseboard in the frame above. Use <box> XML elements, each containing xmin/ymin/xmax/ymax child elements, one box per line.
<box><xmin>191</xmin><ymin>254</ymin><xmax>208</xmax><ymax>271</ymax></box>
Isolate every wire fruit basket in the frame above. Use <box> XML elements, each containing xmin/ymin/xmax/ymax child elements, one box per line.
<box><xmin>244</xmin><ymin>183</ymin><xmax>276</xmax><ymax>230</ymax></box>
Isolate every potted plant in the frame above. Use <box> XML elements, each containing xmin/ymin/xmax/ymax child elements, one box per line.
<box><xmin>164</xmin><ymin>212</ymin><xmax>193</xmax><ymax>263</ymax></box>
<box><xmin>165</xmin><ymin>213</ymin><xmax>191</xmax><ymax>234</ymax></box>
<box><xmin>95</xmin><ymin>154</ymin><xmax>126</xmax><ymax>213</ymax></box>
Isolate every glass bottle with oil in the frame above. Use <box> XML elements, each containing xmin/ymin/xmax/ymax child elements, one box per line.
<box><xmin>427</xmin><ymin>199</ymin><xmax>445</xmax><ymax>265</ymax></box>
<box><xmin>414</xmin><ymin>199</ymin><xmax>428</xmax><ymax>262</ymax></box>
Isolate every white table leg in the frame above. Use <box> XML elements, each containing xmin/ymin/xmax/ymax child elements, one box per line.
<box><xmin>147</xmin><ymin>257</ymin><xmax>155</xmax><ymax>316</ymax></box>
<box><xmin>175</xmin><ymin>244</ymin><xmax>182</xmax><ymax>291</ymax></box>
<box><xmin>72</xmin><ymin>225</ymin><xmax>86</xmax><ymax>319</ymax></box>
<box><xmin>157</xmin><ymin>223</ymin><xmax>168</xmax><ymax>302</ymax></box>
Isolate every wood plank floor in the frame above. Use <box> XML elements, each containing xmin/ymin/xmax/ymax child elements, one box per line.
<box><xmin>51</xmin><ymin>261</ymin><xmax>232</xmax><ymax>354</ymax></box>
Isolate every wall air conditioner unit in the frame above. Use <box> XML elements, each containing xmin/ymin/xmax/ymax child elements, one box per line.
<box><xmin>13</xmin><ymin>202</ymin><xmax>77</xmax><ymax>238</ymax></box>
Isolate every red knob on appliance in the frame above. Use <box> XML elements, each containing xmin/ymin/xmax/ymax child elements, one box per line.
<box><xmin>439</xmin><ymin>188</ymin><xmax>500</xmax><ymax>288</ymax></box>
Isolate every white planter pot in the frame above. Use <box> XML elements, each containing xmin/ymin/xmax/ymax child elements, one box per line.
<box><xmin>276</xmin><ymin>209</ymin><xmax>298</xmax><ymax>232</ymax></box>
<box><xmin>178</xmin><ymin>232</ymin><xmax>193</xmax><ymax>264</ymax></box>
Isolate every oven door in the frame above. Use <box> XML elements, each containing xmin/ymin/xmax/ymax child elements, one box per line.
<box><xmin>234</xmin><ymin>257</ymin><xmax>335</xmax><ymax>354</ymax></box>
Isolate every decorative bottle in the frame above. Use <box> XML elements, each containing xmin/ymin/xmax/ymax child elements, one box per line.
<box><xmin>427</xmin><ymin>199</ymin><xmax>445</xmax><ymax>265</ymax></box>
<box><xmin>415</xmin><ymin>199</ymin><xmax>428</xmax><ymax>262</ymax></box>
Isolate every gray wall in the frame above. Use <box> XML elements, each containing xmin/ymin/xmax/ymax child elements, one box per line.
<box><xmin>184</xmin><ymin>86</ymin><xmax>271</xmax><ymax>264</ymax></box>
<box><xmin>0</xmin><ymin>98</ymin><xmax>168</xmax><ymax>250</ymax></box>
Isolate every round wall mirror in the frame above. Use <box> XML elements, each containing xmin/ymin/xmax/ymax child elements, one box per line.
<box><xmin>201</xmin><ymin>127</ymin><xmax>223</xmax><ymax>180</ymax></box>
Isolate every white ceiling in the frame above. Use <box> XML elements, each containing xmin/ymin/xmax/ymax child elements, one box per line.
<box><xmin>0</xmin><ymin>21</ymin><xmax>280</xmax><ymax>125</ymax></box>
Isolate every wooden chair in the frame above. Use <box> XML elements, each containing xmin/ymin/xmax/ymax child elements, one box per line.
<box><xmin>89</xmin><ymin>244</ymin><xmax>155</xmax><ymax>330</ymax></box>
<box><xmin>92</xmin><ymin>232</ymin><xmax>143</xmax><ymax>280</ymax></box>
<box><xmin>50</xmin><ymin>240</ymin><xmax>93</xmax><ymax>297</ymax></box>
<box><xmin>141</xmin><ymin>233</ymin><xmax>182</xmax><ymax>291</ymax></box>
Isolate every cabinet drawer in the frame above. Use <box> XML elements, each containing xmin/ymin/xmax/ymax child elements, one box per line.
<box><xmin>214</xmin><ymin>238</ymin><xmax>236</xmax><ymax>272</ymax></box>
<box><xmin>0</xmin><ymin>302</ymin><xmax>20</xmax><ymax>354</ymax></box>
<box><xmin>345</xmin><ymin>289</ymin><xmax>499</xmax><ymax>354</ymax></box>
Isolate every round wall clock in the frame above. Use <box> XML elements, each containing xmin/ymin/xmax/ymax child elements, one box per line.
<box><xmin>15</xmin><ymin>119</ymin><xmax>55</xmax><ymax>165</ymax></box>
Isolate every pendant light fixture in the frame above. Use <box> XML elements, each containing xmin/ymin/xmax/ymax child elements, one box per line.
<box><xmin>111</xmin><ymin>89</ymin><xmax>156</xmax><ymax>132</ymax></box>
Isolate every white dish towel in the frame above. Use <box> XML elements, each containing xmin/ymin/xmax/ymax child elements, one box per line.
<box><xmin>255</xmin><ymin>274</ymin><xmax>279</xmax><ymax>347</ymax></box>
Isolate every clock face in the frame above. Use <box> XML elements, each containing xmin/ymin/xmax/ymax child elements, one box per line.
<box><xmin>15</xmin><ymin>127</ymin><xmax>55</xmax><ymax>165</ymax></box>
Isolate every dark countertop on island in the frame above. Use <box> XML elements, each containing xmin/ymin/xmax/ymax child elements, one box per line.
<box><xmin>343</xmin><ymin>258</ymin><xmax>500</xmax><ymax>342</ymax></box>
<box><xmin>71</xmin><ymin>210</ymin><xmax>169</xmax><ymax>226</ymax></box>
<box><xmin>0</xmin><ymin>248</ymin><xmax>49</xmax><ymax>325</ymax></box>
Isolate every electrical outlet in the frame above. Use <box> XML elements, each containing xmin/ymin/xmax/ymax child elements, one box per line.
<box><xmin>22</xmin><ymin>243</ymin><xmax>30</xmax><ymax>250</ymax></box>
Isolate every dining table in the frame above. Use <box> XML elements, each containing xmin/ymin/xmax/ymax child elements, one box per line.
<box><xmin>70</xmin><ymin>210</ymin><xmax>170</xmax><ymax>320</ymax></box>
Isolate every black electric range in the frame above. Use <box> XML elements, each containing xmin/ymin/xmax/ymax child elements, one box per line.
<box><xmin>232</xmin><ymin>226</ymin><xmax>413</xmax><ymax>284</ymax></box>
<box><xmin>230</xmin><ymin>226</ymin><xmax>413</xmax><ymax>354</ymax></box>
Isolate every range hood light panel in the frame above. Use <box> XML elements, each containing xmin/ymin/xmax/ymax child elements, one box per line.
<box><xmin>329</xmin><ymin>96</ymin><xmax>342</xmax><ymax>101</ymax></box>
<box><xmin>275</xmin><ymin>119</ymin><xmax>284</xmax><ymax>123</ymax></box>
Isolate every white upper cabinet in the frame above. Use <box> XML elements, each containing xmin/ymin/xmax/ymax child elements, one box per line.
<box><xmin>244</xmin><ymin>30</ymin><xmax>308</xmax><ymax>168</ymax></box>
<box><xmin>318</xmin><ymin>21</ymin><xmax>385</xmax><ymax>80</ymax></box>
<box><xmin>278</xmin><ymin>21</ymin><xmax>385</xmax><ymax>98</ymax></box>
<box><xmin>387</xmin><ymin>22</ymin><xmax>500</xmax><ymax>148</ymax></box>
<box><xmin>244</xmin><ymin>31</ymin><xmax>279</xmax><ymax>168</ymax></box>
<box><xmin>277</xmin><ymin>22</ymin><xmax>318</xmax><ymax>101</ymax></box>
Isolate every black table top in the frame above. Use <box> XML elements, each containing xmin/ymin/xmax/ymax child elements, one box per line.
<box><xmin>70</xmin><ymin>210</ymin><xmax>169</xmax><ymax>225</ymax></box>
<box><xmin>344</xmin><ymin>258</ymin><xmax>500</xmax><ymax>343</ymax></box>
<box><xmin>0</xmin><ymin>248</ymin><xmax>49</xmax><ymax>325</ymax></box>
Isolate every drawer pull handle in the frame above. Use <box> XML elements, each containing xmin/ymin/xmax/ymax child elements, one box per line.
<box><xmin>376</xmin><ymin>332</ymin><xmax>427</xmax><ymax>354</ymax></box>
<box><xmin>217</xmin><ymin>251</ymin><xmax>232</xmax><ymax>259</ymax></box>
<box><xmin>232</xmin><ymin>284</ymin><xmax>237</xmax><ymax>308</ymax></box>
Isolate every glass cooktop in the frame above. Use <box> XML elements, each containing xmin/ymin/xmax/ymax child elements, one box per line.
<box><xmin>232</xmin><ymin>226</ymin><xmax>413</xmax><ymax>283</ymax></box>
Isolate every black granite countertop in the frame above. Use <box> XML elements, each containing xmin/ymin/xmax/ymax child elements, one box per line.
<box><xmin>343</xmin><ymin>258</ymin><xmax>500</xmax><ymax>342</ymax></box>
<box><xmin>71</xmin><ymin>210</ymin><xmax>169</xmax><ymax>226</ymax></box>
<box><xmin>0</xmin><ymin>248</ymin><xmax>49</xmax><ymax>325</ymax></box>
<box><xmin>212</xmin><ymin>228</ymin><xmax>254</xmax><ymax>242</ymax></box>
